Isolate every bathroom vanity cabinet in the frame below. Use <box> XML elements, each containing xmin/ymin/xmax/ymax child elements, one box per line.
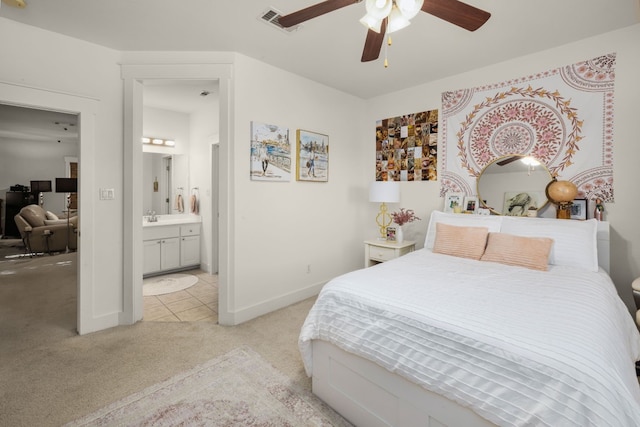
<box><xmin>143</xmin><ymin>221</ymin><xmax>201</xmax><ymax>277</ymax></box>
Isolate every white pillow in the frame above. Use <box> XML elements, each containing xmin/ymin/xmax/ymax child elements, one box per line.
<box><xmin>500</xmin><ymin>216</ymin><xmax>598</xmax><ymax>272</ymax></box>
<box><xmin>46</xmin><ymin>211</ymin><xmax>59</xmax><ymax>220</ymax></box>
<box><xmin>425</xmin><ymin>210</ymin><xmax>503</xmax><ymax>249</ymax></box>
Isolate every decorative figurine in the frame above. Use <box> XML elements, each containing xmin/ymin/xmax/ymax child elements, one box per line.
<box><xmin>594</xmin><ymin>198</ymin><xmax>604</xmax><ymax>221</ymax></box>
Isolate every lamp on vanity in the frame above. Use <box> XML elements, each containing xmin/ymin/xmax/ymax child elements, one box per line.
<box><xmin>369</xmin><ymin>181</ymin><xmax>400</xmax><ymax>239</ymax></box>
<box><xmin>56</xmin><ymin>177</ymin><xmax>77</xmax><ymax>251</ymax></box>
<box><xmin>30</xmin><ymin>180</ymin><xmax>52</xmax><ymax>208</ymax></box>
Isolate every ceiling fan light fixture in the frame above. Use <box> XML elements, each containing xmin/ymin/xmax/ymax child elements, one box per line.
<box><xmin>365</xmin><ymin>0</ymin><xmax>393</xmax><ymax>20</ymax></box>
<box><xmin>395</xmin><ymin>0</ymin><xmax>424</xmax><ymax>20</ymax></box>
<box><xmin>359</xmin><ymin>13</ymin><xmax>384</xmax><ymax>32</ymax></box>
<box><xmin>387</xmin><ymin>5</ymin><xmax>411</xmax><ymax>33</ymax></box>
<box><xmin>2</xmin><ymin>0</ymin><xmax>27</xmax><ymax>8</ymax></box>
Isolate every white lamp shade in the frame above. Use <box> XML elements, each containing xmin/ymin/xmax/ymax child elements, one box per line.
<box><xmin>387</xmin><ymin>5</ymin><xmax>411</xmax><ymax>33</ymax></box>
<box><xmin>359</xmin><ymin>13</ymin><xmax>384</xmax><ymax>32</ymax></box>
<box><xmin>369</xmin><ymin>181</ymin><xmax>400</xmax><ymax>203</ymax></box>
<box><xmin>365</xmin><ymin>0</ymin><xmax>393</xmax><ymax>20</ymax></box>
<box><xmin>395</xmin><ymin>0</ymin><xmax>424</xmax><ymax>20</ymax></box>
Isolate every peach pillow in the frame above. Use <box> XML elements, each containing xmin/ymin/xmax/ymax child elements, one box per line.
<box><xmin>432</xmin><ymin>223</ymin><xmax>489</xmax><ymax>260</ymax></box>
<box><xmin>481</xmin><ymin>232</ymin><xmax>553</xmax><ymax>271</ymax></box>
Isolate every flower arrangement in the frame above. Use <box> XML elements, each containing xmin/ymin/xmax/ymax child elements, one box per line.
<box><xmin>390</xmin><ymin>208</ymin><xmax>421</xmax><ymax>226</ymax></box>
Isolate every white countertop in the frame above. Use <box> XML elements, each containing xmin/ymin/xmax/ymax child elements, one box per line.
<box><xmin>142</xmin><ymin>214</ymin><xmax>201</xmax><ymax>227</ymax></box>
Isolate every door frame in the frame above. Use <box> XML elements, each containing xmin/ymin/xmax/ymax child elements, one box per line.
<box><xmin>0</xmin><ymin>80</ymin><xmax>98</xmax><ymax>334</ymax></box>
<box><xmin>121</xmin><ymin>62</ymin><xmax>232</xmax><ymax>325</ymax></box>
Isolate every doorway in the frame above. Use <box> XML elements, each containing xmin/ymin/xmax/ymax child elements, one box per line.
<box><xmin>122</xmin><ymin>62</ymin><xmax>231</xmax><ymax>325</ymax></box>
<box><xmin>0</xmin><ymin>103</ymin><xmax>79</xmax><ymax>331</ymax></box>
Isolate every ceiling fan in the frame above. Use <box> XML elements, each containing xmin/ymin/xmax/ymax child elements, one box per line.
<box><xmin>278</xmin><ymin>0</ymin><xmax>490</xmax><ymax>63</ymax></box>
<box><xmin>1</xmin><ymin>0</ymin><xmax>27</xmax><ymax>8</ymax></box>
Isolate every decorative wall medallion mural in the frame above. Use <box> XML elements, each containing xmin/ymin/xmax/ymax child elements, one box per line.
<box><xmin>250</xmin><ymin>121</ymin><xmax>290</xmax><ymax>182</ymax></box>
<box><xmin>441</xmin><ymin>53</ymin><xmax>616</xmax><ymax>203</ymax></box>
<box><xmin>375</xmin><ymin>110</ymin><xmax>438</xmax><ymax>182</ymax></box>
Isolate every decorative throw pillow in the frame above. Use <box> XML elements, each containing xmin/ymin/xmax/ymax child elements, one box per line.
<box><xmin>432</xmin><ymin>223</ymin><xmax>489</xmax><ymax>260</ymax></box>
<box><xmin>424</xmin><ymin>210</ymin><xmax>502</xmax><ymax>249</ymax></box>
<box><xmin>500</xmin><ymin>216</ymin><xmax>598</xmax><ymax>272</ymax></box>
<box><xmin>46</xmin><ymin>211</ymin><xmax>59</xmax><ymax>220</ymax></box>
<box><xmin>481</xmin><ymin>232</ymin><xmax>553</xmax><ymax>271</ymax></box>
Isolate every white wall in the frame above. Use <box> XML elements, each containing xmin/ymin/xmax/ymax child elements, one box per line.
<box><xmin>229</xmin><ymin>54</ymin><xmax>368</xmax><ymax>322</ymax></box>
<box><xmin>0</xmin><ymin>17</ymin><xmax>124</xmax><ymax>332</ymax></box>
<box><xmin>188</xmin><ymin>93</ymin><xmax>219</xmax><ymax>273</ymax></box>
<box><xmin>367</xmin><ymin>24</ymin><xmax>640</xmax><ymax>313</ymax></box>
<box><xmin>0</xmin><ymin>138</ymin><xmax>78</xmax><ymax>220</ymax></box>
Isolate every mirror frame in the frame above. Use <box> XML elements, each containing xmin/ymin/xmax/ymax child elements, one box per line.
<box><xmin>476</xmin><ymin>155</ymin><xmax>552</xmax><ymax>216</ymax></box>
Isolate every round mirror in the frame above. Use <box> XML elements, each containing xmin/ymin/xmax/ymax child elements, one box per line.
<box><xmin>477</xmin><ymin>156</ymin><xmax>552</xmax><ymax>216</ymax></box>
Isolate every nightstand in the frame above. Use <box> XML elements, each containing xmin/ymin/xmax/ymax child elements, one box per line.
<box><xmin>364</xmin><ymin>239</ymin><xmax>415</xmax><ymax>267</ymax></box>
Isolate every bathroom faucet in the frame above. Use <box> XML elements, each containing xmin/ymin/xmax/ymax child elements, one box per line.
<box><xmin>146</xmin><ymin>210</ymin><xmax>157</xmax><ymax>222</ymax></box>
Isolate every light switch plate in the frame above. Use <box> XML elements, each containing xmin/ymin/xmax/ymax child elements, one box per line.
<box><xmin>100</xmin><ymin>188</ymin><xmax>115</xmax><ymax>200</ymax></box>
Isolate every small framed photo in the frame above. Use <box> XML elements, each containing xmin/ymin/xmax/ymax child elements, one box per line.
<box><xmin>444</xmin><ymin>192</ymin><xmax>464</xmax><ymax>213</ymax></box>
<box><xmin>463</xmin><ymin>196</ymin><xmax>479</xmax><ymax>213</ymax></box>
<box><xmin>386</xmin><ymin>226</ymin><xmax>397</xmax><ymax>241</ymax></box>
<box><xmin>570</xmin><ymin>198</ymin><xmax>587</xmax><ymax>220</ymax></box>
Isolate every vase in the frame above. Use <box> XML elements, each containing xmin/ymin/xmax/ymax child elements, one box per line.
<box><xmin>396</xmin><ymin>225</ymin><xmax>404</xmax><ymax>243</ymax></box>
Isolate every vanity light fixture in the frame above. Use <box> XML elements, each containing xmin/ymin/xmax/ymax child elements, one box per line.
<box><xmin>142</xmin><ymin>136</ymin><xmax>175</xmax><ymax>147</ymax></box>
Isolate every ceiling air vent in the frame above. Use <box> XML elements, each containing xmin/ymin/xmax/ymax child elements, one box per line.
<box><xmin>259</xmin><ymin>7</ymin><xmax>299</xmax><ymax>33</ymax></box>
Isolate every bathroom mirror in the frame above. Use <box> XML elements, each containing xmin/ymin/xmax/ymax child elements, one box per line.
<box><xmin>142</xmin><ymin>152</ymin><xmax>189</xmax><ymax>215</ymax></box>
<box><xmin>477</xmin><ymin>156</ymin><xmax>552</xmax><ymax>216</ymax></box>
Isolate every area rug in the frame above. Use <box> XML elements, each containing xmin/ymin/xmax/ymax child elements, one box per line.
<box><xmin>143</xmin><ymin>273</ymin><xmax>198</xmax><ymax>296</ymax></box>
<box><xmin>64</xmin><ymin>346</ymin><xmax>351</xmax><ymax>426</ymax></box>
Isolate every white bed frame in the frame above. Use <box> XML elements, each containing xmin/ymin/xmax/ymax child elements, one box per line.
<box><xmin>310</xmin><ymin>222</ymin><xmax>610</xmax><ymax>427</ymax></box>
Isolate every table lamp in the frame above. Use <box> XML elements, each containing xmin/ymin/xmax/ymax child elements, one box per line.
<box><xmin>30</xmin><ymin>180</ymin><xmax>52</xmax><ymax>208</ymax></box>
<box><xmin>546</xmin><ymin>178</ymin><xmax>578</xmax><ymax>219</ymax></box>
<box><xmin>56</xmin><ymin>177</ymin><xmax>78</xmax><ymax>251</ymax></box>
<box><xmin>369</xmin><ymin>181</ymin><xmax>400</xmax><ymax>239</ymax></box>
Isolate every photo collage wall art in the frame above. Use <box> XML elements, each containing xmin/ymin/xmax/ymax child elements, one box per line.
<box><xmin>375</xmin><ymin>109</ymin><xmax>438</xmax><ymax>182</ymax></box>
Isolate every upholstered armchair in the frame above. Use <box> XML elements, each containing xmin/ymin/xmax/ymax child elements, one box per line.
<box><xmin>13</xmin><ymin>204</ymin><xmax>78</xmax><ymax>254</ymax></box>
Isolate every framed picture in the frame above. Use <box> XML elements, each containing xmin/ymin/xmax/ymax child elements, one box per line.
<box><xmin>570</xmin><ymin>198</ymin><xmax>587</xmax><ymax>220</ymax></box>
<box><xmin>444</xmin><ymin>192</ymin><xmax>464</xmax><ymax>213</ymax></box>
<box><xmin>463</xmin><ymin>196</ymin><xmax>479</xmax><ymax>213</ymax></box>
<box><xmin>296</xmin><ymin>129</ymin><xmax>329</xmax><ymax>182</ymax></box>
<box><xmin>502</xmin><ymin>191</ymin><xmax>546</xmax><ymax>216</ymax></box>
<box><xmin>386</xmin><ymin>226</ymin><xmax>397</xmax><ymax>241</ymax></box>
<box><xmin>250</xmin><ymin>121</ymin><xmax>290</xmax><ymax>182</ymax></box>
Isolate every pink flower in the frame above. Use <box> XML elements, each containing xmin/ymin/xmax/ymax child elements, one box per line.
<box><xmin>391</xmin><ymin>208</ymin><xmax>421</xmax><ymax>226</ymax></box>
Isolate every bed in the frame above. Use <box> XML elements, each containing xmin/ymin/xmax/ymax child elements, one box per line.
<box><xmin>299</xmin><ymin>211</ymin><xmax>640</xmax><ymax>426</ymax></box>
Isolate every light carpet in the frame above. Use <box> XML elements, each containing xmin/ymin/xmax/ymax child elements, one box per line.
<box><xmin>143</xmin><ymin>273</ymin><xmax>199</xmax><ymax>296</ymax></box>
<box><xmin>64</xmin><ymin>346</ymin><xmax>350</xmax><ymax>426</ymax></box>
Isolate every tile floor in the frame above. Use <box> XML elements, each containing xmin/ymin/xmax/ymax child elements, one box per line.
<box><xmin>143</xmin><ymin>269</ymin><xmax>218</xmax><ymax>322</ymax></box>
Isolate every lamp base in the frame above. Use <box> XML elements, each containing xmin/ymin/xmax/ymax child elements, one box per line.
<box><xmin>376</xmin><ymin>202</ymin><xmax>392</xmax><ymax>239</ymax></box>
<box><xmin>556</xmin><ymin>202</ymin><xmax>572</xmax><ymax>219</ymax></box>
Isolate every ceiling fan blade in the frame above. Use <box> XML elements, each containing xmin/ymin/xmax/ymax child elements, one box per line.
<box><xmin>421</xmin><ymin>0</ymin><xmax>491</xmax><ymax>31</ymax></box>
<box><xmin>361</xmin><ymin>19</ymin><xmax>387</xmax><ymax>62</ymax></box>
<box><xmin>278</xmin><ymin>0</ymin><xmax>361</xmax><ymax>28</ymax></box>
<box><xmin>497</xmin><ymin>156</ymin><xmax>521</xmax><ymax>166</ymax></box>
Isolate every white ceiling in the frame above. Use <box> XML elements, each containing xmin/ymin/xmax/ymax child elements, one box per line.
<box><xmin>1</xmin><ymin>0</ymin><xmax>638</xmax><ymax>100</ymax></box>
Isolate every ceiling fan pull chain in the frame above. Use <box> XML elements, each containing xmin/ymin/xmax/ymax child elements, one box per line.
<box><xmin>384</xmin><ymin>35</ymin><xmax>392</xmax><ymax>68</ymax></box>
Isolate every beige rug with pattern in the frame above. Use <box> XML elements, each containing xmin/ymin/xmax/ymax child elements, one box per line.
<box><xmin>64</xmin><ymin>346</ymin><xmax>351</xmax><ymax>426</ymax></box>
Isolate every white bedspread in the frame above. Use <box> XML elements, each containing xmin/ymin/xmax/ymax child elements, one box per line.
<box><xmin>299</xmin><ymin>250</ymin><xmax>640</xmax><ymax>426</ymax></box>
